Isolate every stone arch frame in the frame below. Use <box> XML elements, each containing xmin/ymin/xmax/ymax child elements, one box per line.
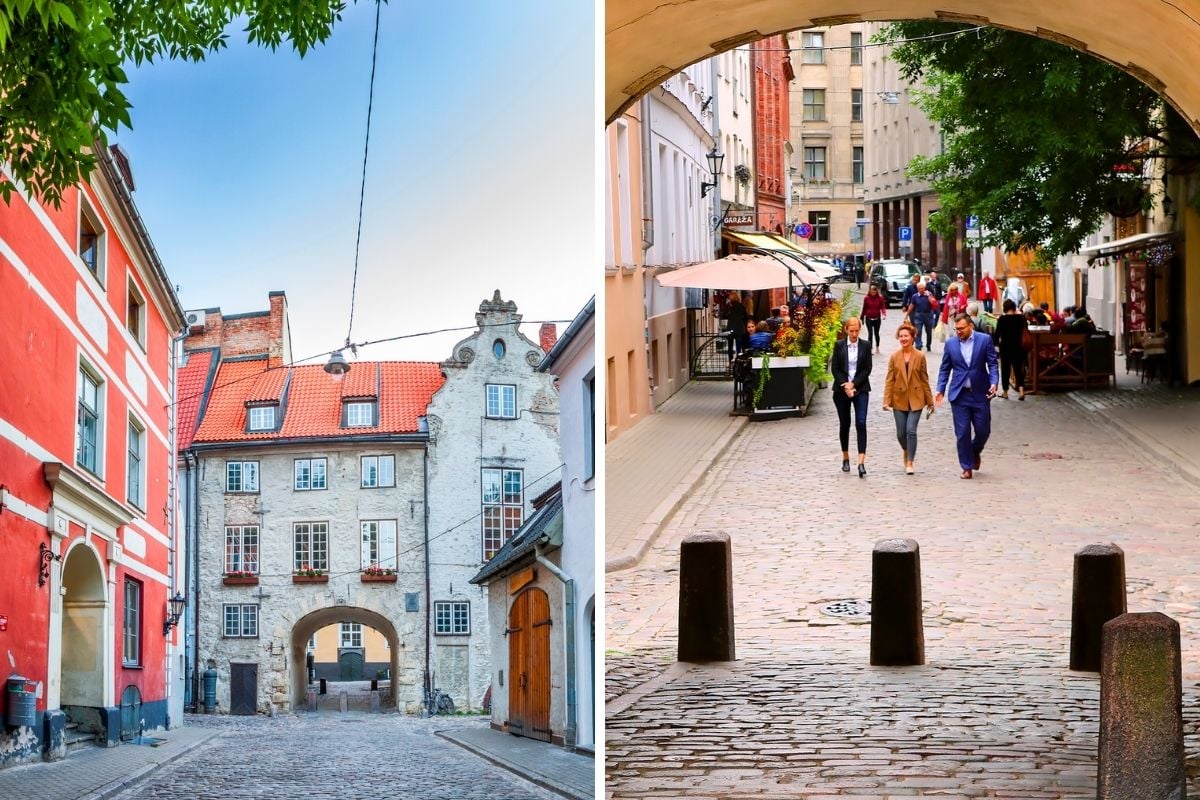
<box><xmin>606</xmin><ymin>1</ymin><xmax>1200</xmax><ymax>130</ymax></box>
<box><xmin>289</xmin><ymin>605</ymin><xmax>404</xmax><ymax>711</ymax></box>
<box><xmin>57</xmin><ymin>538</ymin><xmax>110</xmax><ymax>710</ymax></box>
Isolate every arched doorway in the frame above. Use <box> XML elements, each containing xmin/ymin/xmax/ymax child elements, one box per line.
<box><xmin>507</xmin><ymin>587</ymin><xmax>551</xmax><ymax>742</ymax></box>
<box><xmin>59</xmin><ymin>544</ymin><xmax>108</xmax><ymax>710</ymax></box>
<box><xmin>289</xmin><ymin>607</ymin><xmax>404</xmax><ymax>711</ymax></box>
<box><xmin>606</xmin><ymin>1</ymin><xmax>1200</xmax><ymax>127</ymax></box>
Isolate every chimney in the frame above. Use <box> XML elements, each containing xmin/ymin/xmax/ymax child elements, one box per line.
<box><xmin>539</xmin><ymin>323</ymin><xmax>558</xmax><ymax>353</ymax></box>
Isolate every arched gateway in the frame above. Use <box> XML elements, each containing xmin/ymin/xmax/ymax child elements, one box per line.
<box><xmin>606</xmin><ymin>1</ymin><xmax>1200</xmax><ymax>126</ymax></box>
<box><xmin>289</xmin><ymin>606</ymin><xmax>410</xmax><ymax>711</ymax></box>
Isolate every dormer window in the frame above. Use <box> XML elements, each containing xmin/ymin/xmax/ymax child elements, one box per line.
<box><xmin>344</xmin><ymin>400</ymin><xmax>377</xmax><ymax>428</ymax></box>
<box><xmin>247</xmin><ymin>404</ymin><xmax>277</xmax><ymax>431</ymax></box>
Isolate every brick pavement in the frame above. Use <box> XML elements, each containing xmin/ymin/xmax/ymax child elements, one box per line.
<box><xmin>439</xmin><ymin>727</ymin><xmax>594</xmax><ymax>799</ymax></box>
<box><xmin>606</xmin><ymin>311</ymin><xmax>1200</xmax><ymax>798</ymax></box>
<box><xmin>606</xmin><ymin>380</ymin><xmax>747</xmax><ymax>570</ymax></box>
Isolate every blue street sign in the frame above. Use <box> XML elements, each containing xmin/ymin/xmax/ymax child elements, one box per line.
<box><xmin>966</xmin><ymin>215</ymin><xmax>980</xmax><ymax>230</ymax></box>
<box><xmin>855</xmin><ymin>217</ymin><xmax>870</xmax><ymax>226</ymax></box>
<box><xmin>898</xmin><ymin>226</ymin><xmax>913</xmax><ymax>242</ymax></box>
<box><xmin>795</xmin><ymin>222</ymin><xmax>814</xmax><ymax>239</ymax></box>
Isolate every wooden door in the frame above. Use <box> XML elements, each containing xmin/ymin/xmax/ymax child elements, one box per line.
<box><xmin>508</xmin><ymin>588</ymin><xmax>552</xmax><ymax>742</ymax></box>
<box><xmin>230</xmin><ymin>663</ymin><xmax>257</xmax><ymax>715</ymax></box>
<box><xmin>339</xmin><ymin>651</ymin><xmax>364</xmax><ymax>681</ymax></box>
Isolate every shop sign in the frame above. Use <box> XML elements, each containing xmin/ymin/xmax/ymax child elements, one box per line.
<box><xmin>725</xmin><ymin>213</ymin><xmax>754</xmax><ymax>226</ymax></box>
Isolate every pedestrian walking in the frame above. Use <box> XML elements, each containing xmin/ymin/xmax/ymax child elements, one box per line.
<box><xmin>900</xmin><ymin>273</ymin><xmax>921</xmax><ymax>311</ymax></box>
<box><xmin>935</xmin><ymin>313</ymin><xmax>1000</xmax><ymax>479</ymax></box>
<box><xmin>882</xmin><ymin>321</ymin><xmax>934</xmax><ymax>475</ymax></box>
<box><xmin>977</xmin><ymin>272</ymin><xmax>998</xmax><ymax>314</ymax></box>
<box><xmin>831</xmin><ymin>317</ymin><xmax>873</xmax><ymax>477</ymax></box>
<box><xmin>861</xmin><ymin>284</ymin><xmax>887</xmax><ymax>353</ymax></box>
<box><xmin>940</xmin><ymin>283</ymin><xmax>968</xmax><ymax>326</ymax></box>
<box><xmin>727</xmin><ymin>290</ymin><xmax>749</xmax><ymax>353</ymax></box>
<box><xmin>905</xmin><ymin>281</ymin><xmax>938</xmax><ymax>351</ymax></box>
<box><xmin>992</xmin><ymin>299</ymin><xmax>1028</xmax><ymax>400</ymax></box>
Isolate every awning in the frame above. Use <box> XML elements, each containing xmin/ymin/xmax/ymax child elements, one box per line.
<box><xmin>1078</xmin><ymin>231</ymin><xmax>1178</xmax><ymax>260</ymax></box>
<box><xmin>723</xmin><ymin>230</ymin><xmax>810</xmax><ymax>255</ymax></box>
<box><xmin>655</xmin><ymin>253</ymin><xmax>823</xmax><ymax>290</ymax></box>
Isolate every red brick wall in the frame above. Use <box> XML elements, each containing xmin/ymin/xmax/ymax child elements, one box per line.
<box><xmin>185</xmin><ymin>292</ymin><xmax>288</xmax><ymax>360</ymax></box>
<box><xmin>753</xmin><ymin>36</ymin><xmax>791</xmax><ymax>233</ymax></box>
<box><xmin>539</xmin><ymin>323</ymin><xmax>558</xmax><ymax>353</ymax></box>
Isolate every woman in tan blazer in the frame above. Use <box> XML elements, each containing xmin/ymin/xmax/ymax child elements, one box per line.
<box><xmin>882</xmin><ymin>321</ymin><xmax>935</xmax><ymax>475</ymax></box>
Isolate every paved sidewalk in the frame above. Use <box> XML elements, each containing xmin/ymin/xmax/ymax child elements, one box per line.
<box><xmin>605</xmin><ymin>380</ymin><xmax>746</xmax><ymax>570</ymax></box>
<box><xmin>437</xmin><ymin>728</ymin><xmax>594</xmax><ymax>799</ymax></box>
<box><xmin>0</xmin><ymin>724</ymin><xmax>219</xmax><ymax>800</ymax></box>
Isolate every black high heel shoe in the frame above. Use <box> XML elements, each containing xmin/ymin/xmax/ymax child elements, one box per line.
<box><xmin>842</xmin><ymin>459</ymin><xmax>850</xmax><ymax>472</ymax></box>
<box><xmin>858</xmin><ymin>463</ymin><xmax>867</xmax><ymax>478</ymax></box>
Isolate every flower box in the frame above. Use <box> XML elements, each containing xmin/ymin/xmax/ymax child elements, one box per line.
<box><xmin>222</xmin><ymin>575</ymin><xmax>259</xmax><ymax>586</ymax></box>
<box><xmin>751</xmin><ymin>355</ymin><xmax>810</xmax><ymax>369</ymax></box>
<box><xmin>292</xmin><ymin>575</ymin><xmax>328</xmax><ymax>584</ymax></box>
<box><xmin>360</xmin><ymin>573</ymin><xmax>397</xmax><ymax>583</ymax></box>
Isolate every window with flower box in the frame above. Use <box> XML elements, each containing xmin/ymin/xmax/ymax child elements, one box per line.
<box><xmin>481</xmin><ymin>468</ymin><xmax>523</xmax><ymax>561</ymax></box>
<box><xmin>225</xmin><ymin>525</ymin><xmax>259</xmax><ymax>574</ymax></box>
<box><xmin>360</xmin><ymin>520</ymin><xmax>397</xmax><ymax>570</ymax></box>
<box><xmin>434</xmin><ymin>601</ymin><xmax>470</xmax><ymax>635</ymax></box>
<box><xmin>294</xmin><ymin>458</ymin><xmax>327</xmax><ymax>491</ymax></box>
<box><xmin>223</xmin><ymin>604</ymin><xmax>258</xmax><ymax>638</ymax></box>
<box><xmin>294</xmin><ymin>522</ymin><xmax>329</xmax><ymax>572</ymax></box>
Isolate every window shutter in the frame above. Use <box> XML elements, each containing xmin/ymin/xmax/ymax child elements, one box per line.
<box><xmin>381</xmin><ymin>520</ymin><xmax>397</xmax><ymax>568</ymax></box>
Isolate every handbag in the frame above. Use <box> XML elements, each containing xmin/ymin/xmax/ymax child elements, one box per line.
<box><xmin>1021</xmin><ymin>328</ymin><xmax>1035</xmax><ymax>352</ymax></box>
<box><xmin>934</xmin><ymin>320</ymin><xmax>947</xmax><ymax>342</ymax></box>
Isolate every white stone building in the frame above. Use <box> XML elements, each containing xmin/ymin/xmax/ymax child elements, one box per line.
<box><xmin>177</xmin><ymin>291</ymin><xmax>560</xmax><ymax>715</ymax></box>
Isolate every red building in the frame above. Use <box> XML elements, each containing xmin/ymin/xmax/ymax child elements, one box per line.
<box><xmin>0</xmin><ymin>145</ymin><xmax>186</xmax><ymax>766</ymax></box>
<box><xmin>753</xmin><ymin>35</ymin><xmax>794</xmax><ymax>234</ymax></box>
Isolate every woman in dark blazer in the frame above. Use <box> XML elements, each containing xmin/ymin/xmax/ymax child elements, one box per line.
<box><xmin>831</xmin><ymin>316</ymin><xmax>873</xmax><ymax>477</ymax></box>
<box><xmin>992</xmin><ymin>298</ymin><xmax>1029</xmax><ymax>400</ymax></box>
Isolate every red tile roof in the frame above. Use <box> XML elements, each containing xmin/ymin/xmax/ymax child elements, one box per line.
<box><xmin>192</xmin><ymin>359</ymin><xmax>444</xmax><ymax>443</ymax></box>
<box><xmin>177</xmin><ymin>349</ymin><xmax>216</xmax><ymax>451</ymax></box>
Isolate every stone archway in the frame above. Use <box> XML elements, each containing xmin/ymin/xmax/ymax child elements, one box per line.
<box><xmin>606</xmin><ymin>1</ymin><xmax>1200</xmax><ymax>127</ymax></box>
<box><xmin>290</xmin><ymin>606</ymin><xmax>405</xmax><ymax>711</ymax></box>
<box><xmin>58</xmin><ymin>543</ymin><xmax>108</xmax><ymax>710</ymax></box>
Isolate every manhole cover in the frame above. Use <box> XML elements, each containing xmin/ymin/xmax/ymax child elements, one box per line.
<box><xmin>820</xmin><ymin>599</ymin><xmax>871</xmax><ymax>618</ymax></box>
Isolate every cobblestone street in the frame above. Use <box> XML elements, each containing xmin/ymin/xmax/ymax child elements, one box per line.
<box><xmin>110</xmin><ymin>713</ymin><xmax>561</xmax><ymax>800</ymax></box>
<box><xmin>606</xmin><ymin>311</ymin><xmax>1200</xmax><ymax>797</ymax></box>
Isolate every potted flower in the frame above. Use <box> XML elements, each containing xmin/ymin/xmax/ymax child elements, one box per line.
<box><xmin>222</xmin><ymin>570</ymin><xmax>258</xmax><ymax>586</ymax></box>
<box><xmin>361</xmin><ymin>565</ymin><xmax>398</xmax><ymax>583</ymax></box>
<box><xmin>292</xmin><ymin>565</ymin><xmax>328</xmax><ymax>584</ymax></box>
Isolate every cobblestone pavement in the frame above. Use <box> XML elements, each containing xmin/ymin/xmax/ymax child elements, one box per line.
<box><xmin>606</xmin><ymin>312</ymin><xmax>1200</xmax><ymax>798</ymax></box>
<box><xmin>111</xmin><ymin>713</ymin><xmax>561</xmax><ymax>800</ymax></box>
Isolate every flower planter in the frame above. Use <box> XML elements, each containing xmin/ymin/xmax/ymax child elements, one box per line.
<box><xmin>360</xmin><ymin>574</ymin><xmax>397</xmax><ymax>583</ymax></box>
<box><xmin>292</xmin><ymin>575</ymin><xmax>328</xmax><ymax>584</ymax></box>
<box><xmin>751</xmin><ymin>355</ymin><xmax>810</xmax><ymax>369</ymax></box>
<box><xmin>750</xmin><ymin>355</ymin><xmax>810</xmax><ymax>412</ymax></box>
<box><xmin>222</xmin><ymin>575</ymin><xmax>259</xmax><ymax>586</ymax></box>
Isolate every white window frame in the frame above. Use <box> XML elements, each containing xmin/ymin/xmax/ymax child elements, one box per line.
<box><xmin>801</xmin><ymin>31</ymin><xmax>825</xmax><ymax>64</ymax></box>
<box><xmin>126</xmin><ymin>277</ymin><xmax>146</xmax><ymax>350</ymax></box>
<box><xmin>247</xmin><ymin>405</ymin><xmax>276</xmax><ymax>431</ymax></box>
<box><xmin>76</xmin><ymin>362</ymin><xmax>103</xmax><ymax>476</ymax></box>
<box><xmin>345</xmin><ymin>401</ymin><xmax>375</xmax><ymax>427</ymax></box>
<box><xmin>360</xmin><ymin>455</ymin><xmax>395</xmax><ymax>488</ymax></box>
<box><xmin>127</xmin><ymin>414</ymin><xmax>145</xmax><ymax>509</ymax></box>
<box><xmin>225</xmin><ymin>461</ymin><xmax>259</xmax><ymax>493</ymax></box>
<box><xmin>223</xmin><ymin>604</ymin><xmax>259</xmax><ymax>638</ymax></box>
<box><xmin>360</xmin><ymin>519</ymin><xmax>397</xmax><ymax>570</ymax></box>
<box><xmin>294</xmin><ymin>457</ymin><xmax>327</xmax><ymax>491</ymax></box>
<box><xmin>122</xmin><ymin>578</ymin><xmax>141</xmax><ymax>666</ymax></box>
<box><xmin>225</xmin><ymin>525</ymin><xmax>259</xmax><ymax>574</ymax></box>
<box><xmin>340</xmin><ymin>622</ymin><xmax>363</xmax><ymax>648</ymax></box>
<box><xmin>481</xmin><ymin>468</ymin><xmax>523</xmax><ymax>561</ymax></box>
<box><xmin>485</xmin><ymin>384</ymin><xmax>517</xmax><ymax>419</ymax></box>
<box><xmin>293</xmin><ymin>522</ymin><xmax>329</xmax><ymax>572</ymax></box>
<box><xmin>434</xmin><ymin>601</ymin><xmax>471</xmax><ymax>635</ymax></box>
<box><xmin>78</xmin><ymin>195</ymin><xmax>106</xmax><ymax>285</ymax></box>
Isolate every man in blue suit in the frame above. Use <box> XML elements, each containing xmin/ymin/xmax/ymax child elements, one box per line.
<box><xmin>935</xmin><ymin>313</ymin><xmax>1000</xmax><ymax>479</ymax></box>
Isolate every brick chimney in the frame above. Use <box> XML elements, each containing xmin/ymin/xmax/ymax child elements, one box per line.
<box><xmin>539</xmin><ymin>323</ymin><xmax>557</xmax><ymax>353</ymax></box>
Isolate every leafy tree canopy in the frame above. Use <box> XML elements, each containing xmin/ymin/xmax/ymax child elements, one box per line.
<box><xmin>877</xmin><ymin>22</ymin><xmax>1197</xmax><ymax>257</ymax></box>
<box><xmin>0</xmin><ymin>0</ymin><xmax>368</xmax><ymax>206</ymax></box>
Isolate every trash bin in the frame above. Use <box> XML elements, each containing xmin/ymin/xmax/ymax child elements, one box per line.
<box><xmin>6</xmin><ymin>676</ymin><xmax>36</xmax><ymax>728</ymax></box>
<box><xmin>202</xmin><ymin>667</ymin><xmax>218</xmax><ymax>713</ymax></box>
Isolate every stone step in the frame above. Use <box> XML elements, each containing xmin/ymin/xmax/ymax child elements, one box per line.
<box><xmin>64</xmin><ymin>727</ymin><xmax>99</xmax><ymax>753</ymax></box>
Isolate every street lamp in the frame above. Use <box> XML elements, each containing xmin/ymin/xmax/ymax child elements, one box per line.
<box><xmin>163</xmin><ymin>592</ymin><xmax>186</xmax><ymax>636</ymax></box>
<box><xmin>700</xmin><ymin>148</ymin><xmax>725</xmax><ymax>198</ymax></box>
<box><xmin>324</xmin><ymin>349</ymin><xmax>350</xmax><ymax>381</ymax></box>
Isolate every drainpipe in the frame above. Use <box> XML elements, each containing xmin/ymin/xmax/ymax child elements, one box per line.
<box><xmin>423</xmin><ymin>444</ymin><xmax>431</xmax><ymax>707</ymax></box>
<box><xmin>534</xmin><ymin>543</ymin><xmax>576</xmax><ymax>751</ymax></box>
<box><xmin>709</xmin><ymin>56</ymin><xmax>722</xmax><ymax>258</ymax></box>
<box><xmin>167</xmin><ymin>329</ymin><xmax>187</xmax><ymax>719</ymax></box>
<box><xmin>186</xmin><ymin>451</ymin><xmax>200</xmax><ymax>711</ymax></box>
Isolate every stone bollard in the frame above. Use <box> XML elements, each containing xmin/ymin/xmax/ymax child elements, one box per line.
<box><xmin>677</xmin><ymin>532</ymin><xmax>735</xmax><ymax>662</ymax></box>
<box><xmin>370</xmin><ymin>678</ymin><xmax>378</xmax><ymax>691</ymax></box>
<box><xmin>1070</xmin><ymin>543</ymin><xmax>1126</xmax><ymax>671</ymax></box>
<box><xmin>369</xmin><ymin>690</ymin><xmax>381</xmax><ymax>713</ymax></box>
<box><xmin>870</xmin><ymin>538</ymin><xmax>924</xmax><ymax>666</ymax></box>
<box><xmin>306</xmin><ymin>690</ymin><xmax>317</xmax><ymax>712</ymax></box>
<box><xmin>339</xmin><ymin>691</ymin><xmax>349</xmax><ymax>712</ymax></box>
<box><xmin>319</xmin><ymin>678</ymin><xmax>327</xmax><ymax>695</ymax></box>
<box><xmin>1098</xmin><ymin>612</ymin><xmax>1184</xmax><ymax>799</ymax></box>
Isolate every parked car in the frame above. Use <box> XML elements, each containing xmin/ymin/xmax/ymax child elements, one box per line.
<box><xmin>868</xmin><ymin>259</ymin><xmax>922</xmax><ymax>306</ymax></box>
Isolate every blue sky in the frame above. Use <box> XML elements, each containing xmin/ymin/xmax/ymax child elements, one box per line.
<box><xmin>118</xmin><ymin>1</ymin><xmax>595</xmax><ymax>362</ymax></box>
